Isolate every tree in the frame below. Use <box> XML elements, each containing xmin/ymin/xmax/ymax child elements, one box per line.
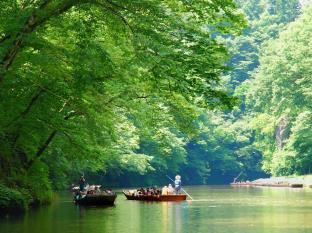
<box><xmin>0</xmin><ymin>0</ymin><xmax>245</xmax><ymax>206</ymax></box>
<box><xmin>242</xmin><ymin>5</ymin><xmax>312</xmax><ymax>175</ymax></box>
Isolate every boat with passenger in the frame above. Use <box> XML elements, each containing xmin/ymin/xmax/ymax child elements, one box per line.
<box><xmin>73</xmin><ymin>185</ymin><xmax>117</xmax><ymax>205</ymax></box>
<box><xmin>123</xmin><ymin>175</ymin><xmax>188</xmax><ymax>202</ymax></box>
<box><xmin>123</xmin><ymin>190</ymin><xmax>187</xmax><ymax>202</ymax></box>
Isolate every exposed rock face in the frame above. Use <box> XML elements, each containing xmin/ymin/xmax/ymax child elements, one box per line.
<box><xmin>300</xmin><ymin>0</ymin><xmax>312</xmax><ymax>7</ymax></box>
<box><xmin>275</xmin><ymin>117</ymin><xmax>289</xmax><ymax>150</ymax></box>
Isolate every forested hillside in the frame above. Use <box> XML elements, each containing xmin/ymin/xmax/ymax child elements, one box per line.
<box><xmin>242</xmin><ymin>4</ymin><xmax>312</xmax><ymax>176</ymax></box>
<box><xmin>202</xmin><ymin>0</ymin><xmax>311</xmax><ymax>181</ymax></box>
<box><xmin>219</xmin><ymin>0</ymin><xmax>311</xmax><ymax>178</ymax></box>
<box><xmin>101</xmin><ymin>0</ymin><xmax>311</xmax><ymax>186</ymax></box>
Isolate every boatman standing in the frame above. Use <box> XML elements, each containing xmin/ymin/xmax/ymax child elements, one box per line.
<box><xmin>174</xmin><ymin>175</ymin><xmax>181</xmax><ymax>194</ymax></box>
<box><xmin>79</xmin><ymin>175</ymin><xmax>86</xmax><ymax>192</ymax></box>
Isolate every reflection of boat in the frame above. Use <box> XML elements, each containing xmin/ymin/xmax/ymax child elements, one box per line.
<box><xmin>75</xmin><ymin>192</ymin><xmax>117</xmax><ymax>205</ymax></box>
<box><xmin>123</xmin><ymin>191</ymin><xmax>187</xmax><ymax>202</ymax></box>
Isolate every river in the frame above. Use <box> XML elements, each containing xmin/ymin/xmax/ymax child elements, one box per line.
<box><xmin>1</xmin><ymin>186</ymin><xmax>312</xmax><ymax>233</ymax></box>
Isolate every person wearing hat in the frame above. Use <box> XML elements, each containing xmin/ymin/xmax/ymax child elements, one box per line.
<box><xmin>174</xmin><ymin>175</ymin><xmax>182</xmax><ymax>194</ymax></box>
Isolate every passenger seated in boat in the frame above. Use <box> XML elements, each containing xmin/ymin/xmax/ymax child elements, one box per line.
<box><xmin>145</xmin><ymin>188</ymin><xmax>149</xmax><ymax>195</ymax></box>
<box><xmin>86</xmin><ymin>185</ymin><xmax>95</xmax><ymax>194</ymax></box>
<box><xmin>174</xmin><ymin>175</ymin><xmax>181</xmax><ymax>194</ymax></box>
<box><xmin>168</xmin><ymin>184</ymin><xmax>174</xmax><ymax>194</ymax></box>
<box><xmin>162</xmin><ymin>186</ymin><xmax>168</xmax><ymax>195</ymax></box>
<box><xmin>136</xmin><ymin>188</ymin><xmax>143</xmax><ymax>196</ymax></box>
<box><xmin>87</xmin><ymin>190</ymin><xmax>94</xmax><ymax>194</ymax></box>
<box><xmin>106</xmin><ymin>189</ymin><xmax>113</xmax><ymax>194</ymax></box>
<box><xmin>128</xmin><ymin>190</ymin><xmax>135</xmax><ymax>196</ymax></box>
<box><xmin>94</xmin><ymin>186</ymin><xmax>101</xmax><ymax>193</ymax></box>
<box><xmin>140</xmin><ymin>188</ymin><xmax>146</xmax><ymax>195</ymax></box>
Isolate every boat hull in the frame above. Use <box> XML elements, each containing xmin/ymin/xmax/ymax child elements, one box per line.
<box><xmin>75</xmin><ymin>193</ymin><xmax>117</xmax><ymax>205</ymax></box>
<box><xmin>123</xmin><ymin>192</ymin><xmax>187</xmax><ymax>202</ymax></box>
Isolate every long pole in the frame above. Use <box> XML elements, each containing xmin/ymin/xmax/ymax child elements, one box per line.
<box><xmin>233</xmin><ymin>171</ymin><xmax>243</xmax><ymax>183</ymax></box>
<box><xmin>166</xmin><ymin>175</ymin><xmax>193</xmax><ymax>200</ymax></box>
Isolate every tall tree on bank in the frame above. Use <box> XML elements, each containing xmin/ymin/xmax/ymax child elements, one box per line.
<box><xmin>0</xmin><ymin>0</ymin><xmax>245</xmax><ymax>206</ymax></box>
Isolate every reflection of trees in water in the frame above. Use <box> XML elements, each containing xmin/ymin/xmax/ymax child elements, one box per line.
<box><xmin>174</xmin><ymin>204</ymin><xmax>182</xmax><ymax>233</ymax></box>
<box><xmin>161</xmin><ymin>201</ymin><xmax>194</xmax><ymax>233</ymax></box>
<box><xmin>162</xmin><ymin>202</ymin><xmax>169</xmax><ymax>233</ymax></box>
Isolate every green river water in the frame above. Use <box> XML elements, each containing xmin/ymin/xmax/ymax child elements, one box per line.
<box><xmin>1</xmin><ymin>186</ymin><xmax>312</xmax><ymax>233</ymax></box>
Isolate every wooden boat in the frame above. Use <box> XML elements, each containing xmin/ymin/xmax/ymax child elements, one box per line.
<box><xmin>230</xmin><ymin>182</ymin><xmax>252</xmax><ymax>186</ymax></box>
<box><xmin>289</xmin><ymin>183</ymin><xmax>303</xmax><ymax>188</ymax></box>
<box><xmin>74</xmin><ymin>191</ymin><xmax>117</xmax><ymax>205</ymax></box>
<box><xmin>123</xmin><ymin>191</ymin><xmax>187</xmax><ymax>202</ymax></box>
<box><xmin>231</xmin><ymin>182</ymin><xmax>289</xmax><ymax>187</ymax></box>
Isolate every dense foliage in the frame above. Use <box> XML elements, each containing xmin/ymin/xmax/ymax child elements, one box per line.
<box><xmin>206</xmin><ymin>0</ymin><xmax>311</xmax><ymax>179</ymax></box>
<box><xmin>99</xmin><ymin>0</ymin><xmax>308</xmax><ymax>186</ymax></box>
<box><xmin>0</xmin><ymin>0</ymin><xmax>245</xmax><ymax>211</ymax></box>
<box><xmin>0</xmin><ymin>184</ymin><xmax>28</xmax><ymax>215</ymax></box>
<box><xmin>243</xmin><ymin>5</ymin><xmax>312</xmax><ymax>175</ymax></box>
<box><xmin>174</xmin><ymin>0</ymin><xmax>306</xmax><ymax>184</ymax></box>
<box><xmin>0</xmin><ymin>0</ymin><xmax>311</xmax><ymax>214</ymax></box>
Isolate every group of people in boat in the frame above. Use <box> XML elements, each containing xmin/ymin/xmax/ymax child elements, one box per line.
<box><xmin>73</xmin><ymin>175</ymin><xmax>114</xmax><ymax>201</ymax></box>
<box><xmin>131</xmin><ymin>187</ymin><xmax>162</xmax><ymax>196</ymax></box>
<box><xmin>128</xmin><ymin>175</ymin><xmax>182</xmax><ymax>197</ymax></box>
<box><xmin>74</xmin><ymin>174</ymin><xmax>183</xmax><ymax>201</ymax></box>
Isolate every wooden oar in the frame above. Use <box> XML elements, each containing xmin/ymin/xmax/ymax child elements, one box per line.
<box><xmin>166</xmin><ymin>175</ymin><xmax>194</xmax><ymax>200</ymax></box>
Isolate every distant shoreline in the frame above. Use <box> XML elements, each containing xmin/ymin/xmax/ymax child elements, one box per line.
<box><xmin>231</xmin><ymin>175</ymin><xmax>312</xmax><ymax>188</ymax></box>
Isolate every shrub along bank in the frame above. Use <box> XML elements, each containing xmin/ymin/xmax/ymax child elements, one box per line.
<box><xmin>0</xmin><ymin>184</ymin><xmax>28</xmax><ymax>216</ymax></box>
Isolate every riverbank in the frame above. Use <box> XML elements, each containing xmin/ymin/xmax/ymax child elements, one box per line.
<box><xmin>232</xmin><ymin>175</ymin><xmax>312</xmax><ymax>188</ymax></box>
<box><xmin>0</xmin><ymin>183</ymin><xmax>52</xmax><ymax>217</ymax></box>
<box><xmin>0</xmin><ymin>184</ymin><xmax>28</xmax><ymax>216</ymax></box>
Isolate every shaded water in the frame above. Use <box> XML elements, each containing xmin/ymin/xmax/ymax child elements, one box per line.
<box><xmin>1</xmin><ymin>186</ymin><xmax>312</xmax><ymax>233</ymax></box>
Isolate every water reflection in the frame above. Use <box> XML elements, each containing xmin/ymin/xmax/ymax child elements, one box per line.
<box><xmin>0</xmin><ymin>187</ymin><xmax>312</xmax><ymax>233</ymax></box>
<box><xmin>162</xmin><ymin>202</ymin><xmax>169</xmax><ymax>233</ymax></box>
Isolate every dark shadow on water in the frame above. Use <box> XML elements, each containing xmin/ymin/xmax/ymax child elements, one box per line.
<box><xmin>75</xmin><ymin>203</ymin><xmax>116</xmax><ymax>210</ymax></box>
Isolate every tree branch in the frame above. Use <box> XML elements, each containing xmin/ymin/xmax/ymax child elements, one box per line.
<box><xmin>25</xmin><ymin>110</ymin><xmax>84</xmax><ymax>169</ymax></box>
<box><xmin>95</xmin><ymin>2</ymin><xmax>134</xmax><ymax>34</ymax></box>
<box><xmin>0</xmin><ymin>0</ymin><xmax>82</xmax><ymax>85</ymax></box>
<box><xmin>105</xmin><ymin>0</ymin><xmax>128</xmax><ymax>11</ymax></box>
<box><xmin>60</xmin><ymin>131</ymin><xmax>87</xmax><ymax>152</ymax></box>
<box><xmin>0</xmin><ymin>0</ymin><xmax>133</xmax><ymax>85</ymax></box>
<box><xmin>5</xmin><ymin>87</ymin><xmax>45</xmax><ymax>128</ymax></box>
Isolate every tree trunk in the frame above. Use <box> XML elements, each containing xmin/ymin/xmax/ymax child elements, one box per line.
<box><xmin>0</xmin><ymin>0</ymin><xmax>79</xmax><ymax>85</ymax></box>
<box><xmin>6</xmin><ymin>88</ymin><xmax>45</xmax><ymax>129</ymax></box>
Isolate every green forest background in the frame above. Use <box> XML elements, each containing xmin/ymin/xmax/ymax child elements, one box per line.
<box><xmin>0</xmin><ymin>0</ymin><xmax>311</xmax><ymax>213</ymax></box>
